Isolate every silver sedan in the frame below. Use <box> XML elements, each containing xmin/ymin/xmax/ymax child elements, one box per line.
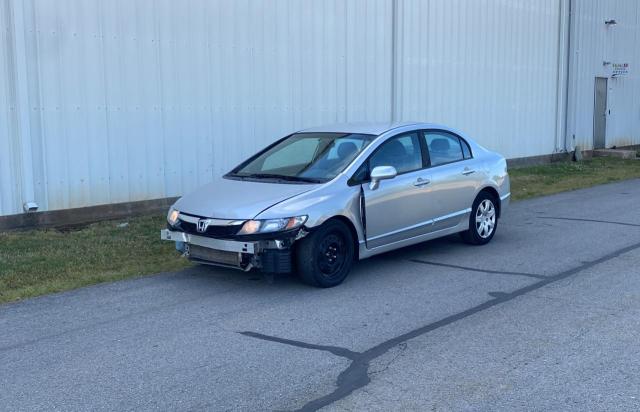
<box><xmin>162</xmin><ymin>122</ymin><xmax>510</xmax><ymax>287</ymax></box>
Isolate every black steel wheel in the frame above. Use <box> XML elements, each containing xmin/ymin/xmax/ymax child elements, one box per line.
<box><xmin>296</xmin><ymin>219</ymin><xmax>355</xmax><ymax>287</ymax></box>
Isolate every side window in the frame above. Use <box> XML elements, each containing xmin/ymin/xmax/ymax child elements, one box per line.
<box><xmin>460</xmin><ymin>138</ymin><xmax>472</xmax><ymax>159</ymax></box>
<box><xmin>370</xmin><ymin>133</ymin><xmax>423</xmax><ymax>174</ymax></box>
<box><xmin>350</xmin><ymin>162</ymin><xmax>369</xmax><ymax>184</ymax></box>
<box><xmin>424</xmin><ymin>131</ymin><xmax>464</xmax><ymax>166</ymax></box>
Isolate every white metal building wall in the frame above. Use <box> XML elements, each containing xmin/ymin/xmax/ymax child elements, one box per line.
<box><xmin>0</xmin><ymin>0</ymin><xmax>638</xmax><ymax>217</ymax></box>
<box><xmin>394</xmin><ymin>0</ymin><xmax>565</xmax><ymax>159</ymax></box>
<box><xmin>1</xmin><ymin>0</ymin><xmax>28</xmax><ymax>217</ymax></box>
<box><xmin>0</xmin><ymin>0</ymin><xmax>393</xmax><ymax>216</ymax></box>
<box><xmin>566</xmin><ymin>0</ymin><xmax>640</xmax><ymax>150</ymax></box>
<box><xmin>1</xmin><ymin>0</ymin><xmax>15</xmax><ymax>216</ymax></box>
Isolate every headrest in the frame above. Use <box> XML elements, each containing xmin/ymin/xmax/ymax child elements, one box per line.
<box><xmin>430</xmin><ymin>138</ymin><xmax>450</xmax><ymax>151</ymax></box>
<box><xmin>381</xmin><ymin>140</ymin><xmax>406</xmax><ymax>158</ymax></box>
<box><xmin>337</xmin><ymin>142</ymin><xmax>358</xmax><ymax>159</ymax></box>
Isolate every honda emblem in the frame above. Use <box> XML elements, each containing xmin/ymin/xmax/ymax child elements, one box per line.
<box><xmin>196</xmin><ymin>219</ymin><xmax>210</xmax><ymax>233</ymax></box>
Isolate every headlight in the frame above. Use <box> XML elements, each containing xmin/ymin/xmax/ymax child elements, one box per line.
<box><xmin>237</xmin><ymin>216</ymin><xmax>307</xmax><ymax>235</ymax></box>
<box><xmin>167</xmin><ymin>207</ymin><xmax>180</xmax><ymax>226</ymax></box>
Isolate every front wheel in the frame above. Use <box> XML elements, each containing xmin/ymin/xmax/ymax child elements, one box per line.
<box><xmin>460</xmin><ymin>192</ymin><xmax>498</xmax><ymax>245</ymax></box>
<box><xmin>295</xmin><ymin>220</ymin><xmax>355</xmax><ymax>287</ymax></box>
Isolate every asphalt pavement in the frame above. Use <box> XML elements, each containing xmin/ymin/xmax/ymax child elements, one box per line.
<box><xmin>2</xmin><ymin>179</ymin><xmax>640</xmax><ymax>411</ymax></box>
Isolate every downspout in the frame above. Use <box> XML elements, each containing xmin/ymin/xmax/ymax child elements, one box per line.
<box><xmin>390</xmin><ymin>0</ymin><xmax>399</xmax><ymax>122</ymax></box>
<box><xmin>7</xmin><ymin>0</ymin><xmax>37</xmax><ymax>212</ymax></box>
<box><xmin>563</xmin><ymin>0</ymin><xmax>575</xmax><ymax>153</ymax></box>
<box><xmin>555</xmin><ymin>0</ymin><xmax>572</xmax><ymax>153</ymax></box>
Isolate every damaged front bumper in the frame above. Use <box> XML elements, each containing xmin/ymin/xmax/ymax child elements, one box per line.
<box><xmin>160</xmin><ymin>229</ymin><xmax>296</xmax><ymax>273</ymax></box>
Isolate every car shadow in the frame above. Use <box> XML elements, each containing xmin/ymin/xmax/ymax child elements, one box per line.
<box><xmin>180</xmin><ymin>263</ymin><xmax>306</xmax><ymax>289</ymax></box>
<box><xmin>178</xmin><ymin>234</ymin><xmax>467</xmax><ymax>290</ymax></box>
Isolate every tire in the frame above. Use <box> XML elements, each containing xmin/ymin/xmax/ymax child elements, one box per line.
<box><xmin>295</xmin><ymin>219</ymin><xmax>355</xmax><ymax>287</ymax></box>
<box><xmin>460</xmin><ymin>191</ymin><xmax>498</xmax><ymax>245</ymax></box>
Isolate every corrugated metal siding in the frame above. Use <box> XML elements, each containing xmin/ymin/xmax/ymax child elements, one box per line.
<box><xmin>607</xmin><ymin>1</ymin><xmax>640</xmax><ymax>147</ymax></box>
<box><xmin>395</xmin><ymin>0</ymin><xmax>564</xmax><ymax>159</ymax></box>
<box><xmin>2</xmin><ymin>0</ymin><xmax>392</xmax><ymax>216</ymax></box>
<box><xmin>1</xmin><ymin>0</ymin><xmax>638</xmax><ymax>217</ymax></box>
<box><xmin>0</xmin><ymin>0</ymin><xmax>19</xmax><ymax>216</ymax></box>
<box><xmin>567</xmin><ymin>0</ymin><xmax>640</xmax><ymax>149</ymax></box>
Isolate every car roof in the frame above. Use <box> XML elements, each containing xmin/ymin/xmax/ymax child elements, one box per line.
<box><xmin>298</xmin><ymin>121</ymin><xmax>423</xmax><ymax>136</ymax></box>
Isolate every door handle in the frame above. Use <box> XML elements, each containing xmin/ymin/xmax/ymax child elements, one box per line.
<box><xmin>413</xmin><ymin>177</ymin><xmax>430</xmax><ymax>187</ymax></box>
<box><xmin>462</xmin><ymin>169</ymin><xmax>476</xmax><ymax>176</ymax></box>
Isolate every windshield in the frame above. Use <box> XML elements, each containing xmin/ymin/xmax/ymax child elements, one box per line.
<box><xmin>227</xmin><ymin>132</ymin><xmax>375</xmax><ymax>183</ymax></box>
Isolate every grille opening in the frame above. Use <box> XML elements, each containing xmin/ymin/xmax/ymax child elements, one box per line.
<box><xmin>187</xmin><ymin>245</ymin><xmax>240</xmax><ymax>267</ymax></box>
<box><xmin>178</xmin><ymin>220</ymin><xmax>242</xmax><ymax>238</ymax></box>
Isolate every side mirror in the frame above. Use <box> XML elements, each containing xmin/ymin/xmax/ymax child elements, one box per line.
<box><xmin>369</xmin><ymin>166</ymin><xmax>397</xmax><ymax>190</ymax></box>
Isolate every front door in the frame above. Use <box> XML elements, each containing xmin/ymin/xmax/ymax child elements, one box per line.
<box><xmin>361</xmin><ymin>132</ymin><xmax>434</xmax><ymax>249</ymax></box>
<box><xmin>593</xmin><ymin>77</ymin><xmax>607</xmax><ymax>149</ymax></box>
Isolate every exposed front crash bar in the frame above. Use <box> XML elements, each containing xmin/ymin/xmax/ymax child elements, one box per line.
<box><xmin>161</xmin><ymin>229</ymin><xmax>294</xmax><ymax>273</ymax></box>
<box><xmin>161</xmin><ymin>229</ymin><xmax>257</xmax><ymax>254</ymax></box>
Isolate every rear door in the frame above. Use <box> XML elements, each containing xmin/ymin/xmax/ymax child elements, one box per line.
<box><xmin>359</xmin><ymin>131</ymin><xmax>436</xmax><ymax>249</ymax></box>
<box><xmin>422</xmin><ymin>130</ymin><xmax>479</xmax><ymax>231</ymax></box>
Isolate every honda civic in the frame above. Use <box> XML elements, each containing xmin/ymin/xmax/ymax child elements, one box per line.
<box><xmin>161</xmin><ymin>122</ymin><xmax>510</xmax><ymax>287</ymax></box>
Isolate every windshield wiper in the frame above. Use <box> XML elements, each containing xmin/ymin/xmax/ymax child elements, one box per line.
<box><xmin>243</xmin><ymin>173</ymin><xmax>323</xmax><ymax>183</ymax></box>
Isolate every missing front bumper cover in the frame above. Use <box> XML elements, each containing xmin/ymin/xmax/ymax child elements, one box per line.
<box><xmin>161</xmin><ymin>229</ymin><xmax>293</xmax><ymax>273</ymax></box>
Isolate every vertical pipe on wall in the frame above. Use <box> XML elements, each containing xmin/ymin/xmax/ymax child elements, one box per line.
<box><xmin>390</xmin><ymin>0</ymin><xmax>398</xmax><ymax>122</ymax></box>
<box><xmin>565</xmin><ymin>0</ymin><xmax>579</xmax><ymax>152</ymax></box>
<box><xmin>7</xmin><ymin>0</ymin><xmax>36</xmax><ymax>210</ymax></box>
<box><xmin>556</xmin><ymin>0</ymin><xmax>571</xmax><ymax>153</ymax></box>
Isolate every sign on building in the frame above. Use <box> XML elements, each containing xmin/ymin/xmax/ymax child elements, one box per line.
<box><xmin>612</xmin><ymin>63</ymin><xmax>630</xmax><ymax>77</ymax></box>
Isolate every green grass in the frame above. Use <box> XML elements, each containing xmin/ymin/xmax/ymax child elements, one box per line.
<box><xmin>510</xmin><ymin>157</ymin><xmax>640</xmax><ymax>201</ymax></box>
<box><xmin>1</xmin><ymin>157</ymin><xmax>639</xmax><ymax>305</ymax></box>
<box><xmin>0</xmin><ymin>215</ymin><xmax>190</xmax><ymax>304</ymax></box>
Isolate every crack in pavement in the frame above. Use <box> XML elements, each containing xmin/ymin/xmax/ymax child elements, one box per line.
<box><xmin>408</xmin><ymin>259</ymin><xmax>546</xmax><ymax>279</ymax></box>
<box><xmin>368</xmin><ymin>342</ymin><xmax>407</xmax><ymax>376</ymax></box>
<box><xmin>538</xmin><ymin>216</ymin><xmax>640</xmax><ymax>227</ymax></box>
<box><xmin>240</xmin><ymin>240</ymin><xmax>640</xmax><ymax>411</ymax></box>
<box><xmin>239</xmin><ymin>331</ymin><xmax>360</xmax><ymax>360</ymax></box>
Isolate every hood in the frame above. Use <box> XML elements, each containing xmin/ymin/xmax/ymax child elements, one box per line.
<box><xmin>173</xmin><ymin>177</ymin><xmax>318</xmax><ymax>219</ymax></box>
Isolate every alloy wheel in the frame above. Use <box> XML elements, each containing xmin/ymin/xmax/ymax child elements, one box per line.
<box><xmin>475</xmin><ymin>199</ymin><xmax>496</xmax><ymax>238</ymax></box>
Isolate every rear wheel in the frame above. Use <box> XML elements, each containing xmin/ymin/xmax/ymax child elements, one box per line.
<box><xmin>295</xmin><ymin>220</ymin><xmax>355</xmax><ymax>287</ymax></box>
<box><xmin>460</xmin><ymin>192</ymin><xmax>498</xmax><ymax>245</ymax></box>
